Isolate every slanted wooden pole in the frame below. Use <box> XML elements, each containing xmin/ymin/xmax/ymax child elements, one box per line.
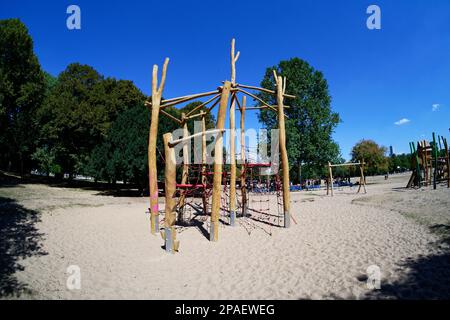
<box><xmin>148</xmin><ymin>58</ymin><xmax>169</xmax><ymax>235</ymax></box>
<box><xmin>158</xmin><ymin>90</ymin><xmax>220</xmax><ymax>109</ymax></box>
<box><xmin>162</xmin><ymin>133</ymin><xmax>179</xmax><ymax>253</ymax></box>
<box><xmin>240</xmin><ymin>96</ymin><xmax>247</xmax><ymax>217</ymax></box>
<box><xmin>235</xmin><ymin>83</ymin><xmax>296</xmax><ymax>99</ymax></box>
<box><xmin>357</xmin><ymin>161</ymin><xmax>367</xmax><ymax>193</ymax></box>
<box><xmin>229</xmin><ymin>39</ymin><xmax>239</xmax><ymax>226</ymax></box>
<box><xmin>275</xmin><ymin>72</ymin><xmax>291</xmax><ymax>227</ymax></box>
<box><xmin>178</xmin><ymin>113</ymin><xmax>190</xmax><ymax>222</ymax></box>
<box><xmin>210</xmin><ymin>81</ymin><xmax>232</xmax><ymax>241</ymax></box>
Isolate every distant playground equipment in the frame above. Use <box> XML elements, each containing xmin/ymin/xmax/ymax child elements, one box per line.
<box><xmin>145</xmin><ymin>39</ymin><xmax>296</xmax><ymax>253</ymax></box>
<box><xmin>407</xmin><ymin>133</ymin><xmax>450</xmax><ymax>189</ymax></box>
<box><xmin>326</xmin><ymin>161</ymin><xmax>367</xmax><ymax>196</ymax></box>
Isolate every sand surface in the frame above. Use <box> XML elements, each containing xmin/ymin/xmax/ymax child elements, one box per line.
<box><xmin>1</xmin><ymin>172</ymin><xmax>449</xmax><ymax>299</ymax></box>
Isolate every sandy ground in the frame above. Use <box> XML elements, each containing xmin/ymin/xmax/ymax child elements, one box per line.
<box><xmin>1</xmin><ymin>172</ymin><xmax>449</xmax><ymax>299</ymax></box>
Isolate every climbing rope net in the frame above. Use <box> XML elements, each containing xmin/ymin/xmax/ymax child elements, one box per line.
<box><xmin>156</xmin><ymin>145</ymin><xmax>286</xmax><ymax>237</ymax></box>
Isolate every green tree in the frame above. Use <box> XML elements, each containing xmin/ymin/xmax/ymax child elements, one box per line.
<box><xmin>0</xmin><ymin>19</ymin><xmax>46</xmax><ymax>174</ymax></box>
<box><xmin>388</xmin><ymin>153</ymin><xmax>412</xmax><ymax>173</ymax></box>
<box><xmin>351</xmin><ymin>139</ymin><xmax>389</xmax><ymax>175</ymax></box>
<box><xmin>37</xmin><ymin>63</ymin><xmax>145</xmax><ymax>178</ymax></box>
<box><xmin>87</xmin><ymin>104</ymin><xmax>182</xmax><ymax>189</ymax></box>
<box><xmin>87</xmin><ymin>104</ymin><xmax>149</xmax><ymax>189</ymax></box>
<box><xmin>31</xmin><ymin>146</ymin><xmax>58</xmax><ymax>177</ymax></box>
<box><xmin>257</xmin><ymin>58</ymin><xmax>341</xmax><ymax>182</ymax></box>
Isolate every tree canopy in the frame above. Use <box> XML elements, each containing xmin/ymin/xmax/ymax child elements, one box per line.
<box><xmin>351</xmin><ymin>139</ymin><xmax>389</xmax><ymax>175</ymax></box>
<box><xmin>0</xmin><ymin>19</ymin><xmax>46</xmax><ymax>174</ymax></box>
<box><xmin>36</xmin><ymin>63</ymin><xmax>146</xmax><ymax>178</ymax></box>
<box><xmin>257</xmin><ymin>58</ymin><xmax>341</xmax><ymax>181</ymax></box>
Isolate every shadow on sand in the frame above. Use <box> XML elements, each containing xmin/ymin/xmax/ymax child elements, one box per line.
<box><xmin>364</xmin><ymin>225</ymin><xmax>450</xmax><ymax>299</ymax></box>
<box><xmin>0</xmin><ymin>196</ymin><xmax>47</xmax><ymax>298</ymax></box>
<box><xmin>0</xmin><ymin>171</ymin><xmax>145</xmax><ymax>197</ymax></box>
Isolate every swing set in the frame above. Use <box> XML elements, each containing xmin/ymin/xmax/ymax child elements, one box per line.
<box><xmin>326</xmin><ymin>161</ymin><xmax>367</xmax><ymax>196</ymax></box>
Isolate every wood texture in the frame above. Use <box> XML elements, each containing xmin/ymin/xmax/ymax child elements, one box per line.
<box><xmin>210</xmin><ymin>81</ymin><xmax>231</xmax><ymax>241</ymax></box>
<box><xmin>163</xmin><ymin>133</ymin><xmax>177</xmax><ymax>228</ymax></box>
<box><xmin>229</xmin><ymin>39</ymin><xmax>239</xmax><ymax>223</ymax></box>
<box><xmin>236</xmin><ymin>83</ymin><xmax>296</xmax><ymax>99</ymax></box>
<box><xmin>148</xmin><ymin>58</ymin><xmax>169</xmax><ymax>234</ymax></box>
<box><xmin>178</xmin><ymin>114</ymin><xmax>190</xmax><ymax>221</ymax></box>
<box><xmin>328</xmin><ymin>162</ymin><xmax>334</xmax><ymax>196</ymax></box>
<box><xmin>275</xmin><ymin>73</ymin><xmax>291</xmax><ymax>227</ymax></box>
<box><xmin>240</xmin><ymin>96</ymin><xmax>247</xmax><ymax>216</ymax></box>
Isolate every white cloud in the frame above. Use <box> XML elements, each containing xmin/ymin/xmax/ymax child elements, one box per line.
<box><xmin>394</xmin><ymin>118</ymin><xmax>410</xmax><ymax>126</ymax></box>
<box><xmin>432</xmin><ymin>103</ymin><xmax>440</xmax><ymax>111</ymax></box>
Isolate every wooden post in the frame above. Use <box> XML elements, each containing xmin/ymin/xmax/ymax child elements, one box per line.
<box><xmin>201</xmin><ymin>113</ymin><xmax>208</xmax><ymax>215</ymax></box>
<box><xmin>357</xmin><ymin>161</ymin><xmax>367</xmax><ymax>193</ymax></box>
<box><xmin>407</xmin><ymin>142</ymin><xmax>415</xmax><ymax>188</ymax></box>
<box><xmin>148</xmin><ymin>58</ymin><xmax>169</xmax><ymax>235</ymax></box>
<box><xmin>328</xmin><ymin>162</ymin><xmax>334</xmax><ymax>196</ymax></box>
<box><xmin>210</xmin><ymin>81</ymin><xmax>231</xmax><ymax>241</ymax></box>
<box><xmin>432</xmin><ymin>133</ymin><xmax>438</xmax><ymax>190</ymax></box>
<box><xmin>240</xmin><ymin>96</ymin><xmax>247</xmax><ymax>217</ymax></box>
<box><xmin>229</xmin><ymin>39</ymin><xmax>239</xmax><ymax>226</ymax></box>
<box><xmin>413</xmin><ymin>142</ymin><xmax>422</xmax><ymax>187</ymax></box>
<box><xmin>178</xmin><ymin>113</ymin><xmax>190</xmax><ymax>222</ymax></box>
<box><xmin>444</xmin><ymin>138</ymin><xmax>450</xmax><ymax>188</ymax></box>
<box><xmin>162</xmin><ymin>133</ymin><xmax>179</xmax><ymax>253</ymax></box>
<box><xmin>326</xmin><ymin>164</ymin><xmax>329</xmax><ymax>195</ymax></box>
<box><xmin>275</xmin><ymin>72</ymin><xmax>291</xmax><ymax>227</ymax></box>
<box><xmin>229</xmin><ymin>98</ymin><xmax>237</xmax><ymax>226</ymax></box>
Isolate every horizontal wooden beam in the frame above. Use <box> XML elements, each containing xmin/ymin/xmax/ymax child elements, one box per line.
<box><xmin>162</xmin><ymin>89</ymin><xmax>220</xmax><ymax>104</ymax></box>
<box><xmin>239</xmin><ymin>105</ymin><xmax>290</xmax><ymax>110</ymax></box>
<box><xmin>236</xmin><ymin>83</ymin><xmax>296</xmax><ymax>99</ymax></box>
<box><xmin>145</xmin><ymin>90</ymin><xmax>221</xmax><ymax>109</ymax></box>
<box><xmin>329</xmin><ymin>162</ymin><xmax>365</xmax><ymax>167</ymax></box>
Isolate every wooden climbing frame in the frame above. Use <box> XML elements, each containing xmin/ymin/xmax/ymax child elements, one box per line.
<box><xmin>146</xmin><ymin>39</ymin><xmax>295</xmax><ymax>252</ymax></box>
<box><xmin>407</xmin><ymin>133</ymin><xmax>450</xmax><ymax>189</ymax></box>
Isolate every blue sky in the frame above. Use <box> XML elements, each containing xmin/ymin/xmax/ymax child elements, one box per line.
<box><xmin>1</xmin><ymin>0</ymin><xmax>450</xmax><ymax>159</ymax></box>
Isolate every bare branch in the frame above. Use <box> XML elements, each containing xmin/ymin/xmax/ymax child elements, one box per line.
<box><xmin>158</xmin><ymin>58</ymin><xmax>170</xmax><ymax>94</ymax></box>
<box><xmin>152</xmin><ymin>65</ymin><xmax>158</xmax><ymax>96</ymax></box>
<box><xmin>234</xmin><ymin>51</ymin><xmax>240</xmax><ymax>62</ymax></box>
